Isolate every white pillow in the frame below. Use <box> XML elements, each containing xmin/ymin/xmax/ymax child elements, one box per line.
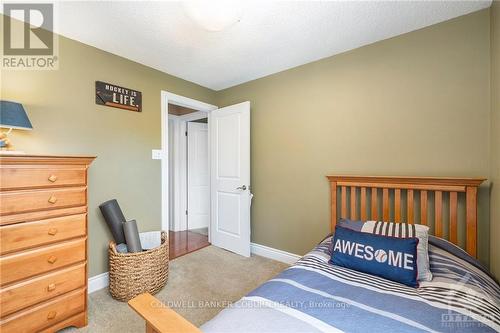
<box><xmin>362</xmin><ymin>221</ymin><xmax>433</xmax><ymax>282</ymax></box>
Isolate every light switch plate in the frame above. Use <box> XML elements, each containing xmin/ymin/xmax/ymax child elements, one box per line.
<box><xmin>152</xmin><ymin>149</ymin><xmax>163</xmax><ymax>160</ymax></box>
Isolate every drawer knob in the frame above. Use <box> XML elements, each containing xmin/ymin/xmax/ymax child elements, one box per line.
<box><xmin>47</xmin><ymin>256</ymin><xmax>57</xmax><ymax>264</ymax></box>
<box><xmin>48</xmin><ymin>174</ymin><xmax>58</xmax><ymax>182</ymax></box>
<box><xmin>48</xmin><ymin>195</ymin><xmax>58</xmax><ymax>204</ymax></box>
<box><xmin>47</xmin><ymin>311</ymin><xmax>57</xmax><ymax>320</ymax></box>
<box><xmin>47</xmin><ymin>283</ymin><xmax>56</xmax><ymax>292</ymax></box>
<box><xmin>48</xmin><ymin>228</ymin><xmax>58</xmax><ymax>236</ymax></box>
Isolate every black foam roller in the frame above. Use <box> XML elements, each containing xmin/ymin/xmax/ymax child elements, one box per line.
<box><xmin>99</xmin><ymin>199</ymin><xmax>126</xmax><ymax>244</ymax></box>
<box><xmin>123</xmin><ymin>220</ymin><xmax>142</xmax><ymax>252</ymax></box>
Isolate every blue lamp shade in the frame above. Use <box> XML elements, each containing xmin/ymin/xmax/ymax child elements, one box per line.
<box><xmin>0</xmin><ymin>101</ymin><xmax>33</xmax><ymax>130</ymax></box>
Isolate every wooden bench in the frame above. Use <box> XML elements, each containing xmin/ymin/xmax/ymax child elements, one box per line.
<box><xmin>128</xmin><ymin>293</ymin><xmax>201</xmax><ymax>333</ymax></box>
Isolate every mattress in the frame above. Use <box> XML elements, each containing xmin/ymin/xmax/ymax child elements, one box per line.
<box><xmin>201</xmin><ymin>237</ymin><xmax>500</xmax><ymax>333</ymax></box>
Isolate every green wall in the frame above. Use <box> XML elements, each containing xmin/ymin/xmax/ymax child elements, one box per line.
<box><xmin>491</xmin><ymin>2</ymin><xmax>500</xmax><ymax>279</ymax></box>
<box><xmin>1</xmin><ymin>8</ymin><xmax>497</xmax><ymax>278</ymax></box>
<box><xmin>0</xmin><ymin>20</ymin><xmax>217</xmax><ymax>276</ymax></box>
<box><xmin>217</xmin><ymin>10</ymin><xmax>492</xmax><ymax>266</ymax></box>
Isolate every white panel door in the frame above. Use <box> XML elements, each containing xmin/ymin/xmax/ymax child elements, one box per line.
<box><xmin>210</xmin><ymin>101</ymin><xmax>251</xmax><ymax>257</ymax></box>
<box><xmin>187</xmin><ymin>122</ymin><xmax>209</xmax><ymax>230</ymax></box>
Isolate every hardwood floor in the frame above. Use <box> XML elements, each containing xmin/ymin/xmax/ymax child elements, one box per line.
<box><xmin>169</xmin><ymin>230</ymin><xmax>210</xmax><ymax>260</ymax></box>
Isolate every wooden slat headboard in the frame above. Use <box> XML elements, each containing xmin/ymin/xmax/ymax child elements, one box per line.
<box><xmin>327</xmin><ymin>176</ymin><xmax>485</xmax><ymax>257</ymax></box>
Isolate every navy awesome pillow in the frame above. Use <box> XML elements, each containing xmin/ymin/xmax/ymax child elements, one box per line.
<box><xmin>330</xmin><ymin>226</ymin><xmax>419</xmax><ymax>287</ymax></box>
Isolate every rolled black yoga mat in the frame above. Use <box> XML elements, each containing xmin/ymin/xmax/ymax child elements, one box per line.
<box><xmin>99</xmin><ymin>199</ymin><xmax>126</xmax><ymax>244</ymax></box>
<box><xmin>123</xmin><ymin>220</ymin><xmax>142</xmax><ymax>252</ymax></box>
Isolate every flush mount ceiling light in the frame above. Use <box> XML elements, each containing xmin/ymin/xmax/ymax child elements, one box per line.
<box><xmin>183</xmin><ymin>0</ymin><xmax>244</xmax><ymax>32</ymax></box>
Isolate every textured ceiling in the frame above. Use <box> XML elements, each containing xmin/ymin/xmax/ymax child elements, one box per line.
<box><xmin>47</xmin><ymin>1</ymin><xmax>492</xmax><ymax>90</ymax></box>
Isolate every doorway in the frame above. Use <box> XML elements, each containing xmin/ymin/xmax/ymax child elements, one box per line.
<box><xmin>164</xmin><ymin>95</ymin><xmax>217</xmax><ymax>259</ymax></box>
<box><xmin>169</xmin><ymin>112</ymin><xmax>210</xmax><ymax>259</ymax></box>
<box><xmin>161</xmin><ymin>91</ymin><xmax>252</xmax><ymax>259</ymax></box>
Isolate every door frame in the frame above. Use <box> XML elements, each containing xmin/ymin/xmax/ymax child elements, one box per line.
<box><xmin>160</xmin><ymin>91</ymin><xmax>217</xmax><ymax>238</ymax></box>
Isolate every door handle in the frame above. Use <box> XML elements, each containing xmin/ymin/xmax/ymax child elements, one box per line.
<box><xmin>236</xmin><ymin>185</ymin><xmax>247</xmax><ymax>191</ymax></box>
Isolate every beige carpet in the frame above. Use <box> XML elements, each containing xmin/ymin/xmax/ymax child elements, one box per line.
<box><xmin>62</xmin><ymin>246</ymin><xmax>288</xmax><ymax>332</ymax></box>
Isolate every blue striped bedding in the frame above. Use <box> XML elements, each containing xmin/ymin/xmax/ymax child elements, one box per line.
<box><xmin>202</xmin><ymin>237</ymin><xmax>500</xmax><ymax>333</ymax></box>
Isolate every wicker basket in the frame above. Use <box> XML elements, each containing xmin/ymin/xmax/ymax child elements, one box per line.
<box><xmin>108</xmin><ymin>231</ymin><xmax>169</xmax><ymax>301</ymax></box>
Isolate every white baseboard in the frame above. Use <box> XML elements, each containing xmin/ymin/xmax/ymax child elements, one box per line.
<box><xmin>88</xmin><ymin>272</ymin><xmax>109</xmax><ymax>294</ymax></box>
<box><xmin>250</xmin><ymin>243</ymin><xmax>301</xmax><ymax>264</ymax></box>
<box><xmin>87</xmin><ymin>243</ymin><xmax>300</xmax><ymax>294</ymax></box>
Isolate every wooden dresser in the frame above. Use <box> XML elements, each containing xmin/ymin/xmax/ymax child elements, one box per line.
<box><xmin>0</xmin><ymin>155</ymin><xmax>95</xmax><ymax>332</ymax></box>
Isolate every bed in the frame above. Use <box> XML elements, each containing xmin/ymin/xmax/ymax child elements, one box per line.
<box><xmin>129</xmin><ymin>175</ymin><xmax>500</xmax><ymax>333</ymax></box>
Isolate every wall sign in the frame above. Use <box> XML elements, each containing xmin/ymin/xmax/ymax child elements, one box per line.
<box><xmin>95</xmin><ymin>81</ymin><xmax>142</xmax><ymax>112</ymax></box>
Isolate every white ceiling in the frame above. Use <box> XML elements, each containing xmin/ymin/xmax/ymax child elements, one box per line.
<box><xmin>50</xmin><ymin>1</ymin><xmax>492</xmax><ymax>90</ymax></box>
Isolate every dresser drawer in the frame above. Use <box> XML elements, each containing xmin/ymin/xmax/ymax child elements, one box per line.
<box><xmin>0</xmin><ymin>238</ymin><xmax>86</xmax><ymax>286</ymax></box>
<box><xmin>0</xmin><ymin>167</ymin><xmax>86</xmax><ymax>190</ymax></box>
<box><xmin>0</xmin><ymin>263</ymin><xmax>85</xmax><ymax>317</ymax></box>
<box><xmin>0</xmin><ymin>214</ymin><xmax>86</xmax><ymax>254</ymax></box>
<box><xmin>0</xmin><ymin>287</ymin><xmax>86</xmax><ymax>333</ymax></box>
<box><xmin>0</xmin><ymin>187</ymin><xmax>86</xmax><ymax>216</ymax></box>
